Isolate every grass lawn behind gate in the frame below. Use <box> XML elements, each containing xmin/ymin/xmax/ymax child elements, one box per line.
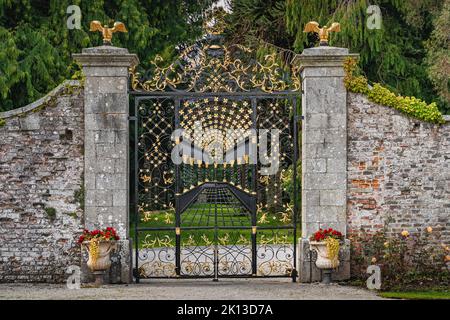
<box><xmin>131</xmin><ymin>204</ymin><xmax>300</xmax><ymax>248</ymax></box>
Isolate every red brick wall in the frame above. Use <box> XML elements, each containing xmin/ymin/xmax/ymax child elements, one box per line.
<box><xmin>347</xmin><ymin>93</ymin><xmax>450</xmax><ymax>242</ymax></box>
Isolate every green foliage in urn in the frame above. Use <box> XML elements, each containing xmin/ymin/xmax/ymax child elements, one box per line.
<box><xmin>344</xmin><ymin>58</ymin><xmax>445</xmax><ymax>124</ymax></box>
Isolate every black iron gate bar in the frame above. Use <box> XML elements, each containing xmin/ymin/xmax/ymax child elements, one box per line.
<box><xmin>130</xmin><ymin>92</ymin><xmax>300</xmax><ymax>282</ymax></box>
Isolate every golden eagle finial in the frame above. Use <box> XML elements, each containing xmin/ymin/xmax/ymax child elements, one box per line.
<box><xmin>90</xmin><ymin>20</ymin><xmax>128</xmax><ymax>45</ymax></box>
<box><xmin>303</xmin><ymin>21</ymin><xmax>340</xmax><ymax>46</ymax></box>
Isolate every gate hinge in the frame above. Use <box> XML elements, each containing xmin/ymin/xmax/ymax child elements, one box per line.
<box><xmin>128</xmin><ymin>116</ymin><xmax>137</xmax><ymax>121</ymax></box>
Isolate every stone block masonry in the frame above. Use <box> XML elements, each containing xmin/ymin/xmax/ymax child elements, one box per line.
<box><xmin>295</xmin><ymin>47</ymin><xmax>358</xmax><ymax>282</ymax></box>
<box><xmin>347</xmin><ymin>93</ymin><xmax>450</xmax><ymax>244</ymax></box>
<box><xmin>74</xmin><ymin>46</ymin><xmax>138</xmax><ymax>284</ymax></box>
<box><xmin>0</xmin><ymin>81</ymin><xmax>84</xmax><ymax>282</ymax></box>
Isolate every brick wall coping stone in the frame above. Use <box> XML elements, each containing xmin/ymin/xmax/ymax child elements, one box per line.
<box><xmin>0</xmin><ymin>80</ymin><xmax>80</xmax><ymax>119</ymax></box>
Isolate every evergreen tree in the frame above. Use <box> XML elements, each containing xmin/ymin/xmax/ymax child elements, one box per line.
<box><xmin>425</xmin><ymin>0</ymin><xmax>450</xmax><ymax>110</ymax></box>
<box><xmin>0</xmin><ymin>0</ymin><xmax>214</xmax><ymax>111</ymax></box>
<box><xmin>227</xmin><ymin>0</ymin><xmax>449</xmax><ymax>114</ymax></box>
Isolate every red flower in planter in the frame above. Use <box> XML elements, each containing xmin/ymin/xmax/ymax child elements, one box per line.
<box><xmin>77</xmin><ymin>227</ymin><xmax>120</xmax><ymax>243</ymax></box>
<box><xmin>310</xmin><ymin>227</ymin><xmax>344</xmax><ymax>242</ymax></box>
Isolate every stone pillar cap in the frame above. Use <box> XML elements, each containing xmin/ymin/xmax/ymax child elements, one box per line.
<box><xmin>72</xmin><ymin>45</ymin><xmax>139</xmax><ymax>68</ymax></box>
<box><xmin>292</xmin><ymin>46</ymin><xmax>359</xmax><ymax>69</ymax></box>
<box><xmin>301</xmin><ymin>46</ymin><xmax>350</xmax><ymax>56</ymax></box>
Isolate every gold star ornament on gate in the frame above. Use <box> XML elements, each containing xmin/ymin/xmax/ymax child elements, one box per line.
<box><xmin>90</xmin><ymin>20</ymin><xmax>127</xmax><ymax>45</ymax></box>
<box><xmin>303</xmin><ymin>21</ymin><xmax>340</xmax><ymax>46</ymax></box>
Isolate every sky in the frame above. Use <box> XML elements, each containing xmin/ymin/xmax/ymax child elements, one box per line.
<box><xmin>214</xmin><ymin>0</ymin><xmax>232</xmax><ymax>12</ymax></box>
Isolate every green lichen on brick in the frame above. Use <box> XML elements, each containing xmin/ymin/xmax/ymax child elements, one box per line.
<box><xmin>344</xmin><ymin>58</ymin><xmax>445</xmax><ymax>124</ymax></box>
<box><xmin>0</xmin><ymin>118</ymin><xmax>5</xmax><ymax>127</ymax></box>
<box><xmin>64</xmin><ymin>212</ymin><xmax>78</xmax><ymax>219</ymax></box>
<box><xmin>44</xmin><ymin>207</ymin><xmax>57</xmax><ymax>220</ymax></box>
<box><xmin>74</xmin><ymin>176</ymin><xmax>85</xmax><ymax>210</ymax></box>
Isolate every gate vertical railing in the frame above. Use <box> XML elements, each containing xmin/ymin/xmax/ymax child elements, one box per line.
<box><xmin>174</xmin><ymin>98</ymin><xmax>181</xmax><ymax>277</ymax></box>
<box><xmin>132</xmin><ymin>97</ymin><xmax>139</xmax><ymax>283</ymax></box>
<box><xmin>250</xmin><ymin>97</ymin><xmax>258</xmax><ymax>277</ymax></box>
<box><xmin>292</xmin><ymin>96</ymin><xmax>299</xmax><ymax>282</ymax></box>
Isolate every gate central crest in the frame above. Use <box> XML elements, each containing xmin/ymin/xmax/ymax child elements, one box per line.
<box><xmin>130</xmin><ymin>23</ymin><xmax>300</xmax><ymax>93</ymax></box>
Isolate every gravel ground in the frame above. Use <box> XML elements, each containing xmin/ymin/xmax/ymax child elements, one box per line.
<box><xmin>0</xmin><ymin>279</ymin><xmax>384</xmax><ymax>300</ymax></box>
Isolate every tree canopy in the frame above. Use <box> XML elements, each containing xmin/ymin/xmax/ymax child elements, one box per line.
<box><xmin>1</xmin><ymin>0</ymin><xmax>448</xmax><ymax>114</ymax></box>
<box><xmin>0</xmin><ymin>0</ymin><xmax>213</xmax><ymax>111</ymax></box>
<box><xmin>227</xmin><ymin>0</ymin><xmax>449</xmax><ymax>114</ymax></box>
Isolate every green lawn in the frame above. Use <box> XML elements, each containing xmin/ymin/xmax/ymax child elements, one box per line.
<box><xmin>379</xmin><ymin>290</ymin><xmax>450</xmax><ymax>300</ymax></box>
<box><xmin>131</xmin><ymin>205</ymin><xmax>300</xmax><ymax>248</ymax></box>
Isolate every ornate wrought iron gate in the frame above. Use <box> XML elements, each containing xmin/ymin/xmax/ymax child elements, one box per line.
<box><xmin>129</xmin><ymin>28</ymin><xmax>300</xmax><ymax>282</ymax></box>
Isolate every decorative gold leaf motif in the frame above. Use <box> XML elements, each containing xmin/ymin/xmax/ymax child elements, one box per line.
<box><xmin>201</xmin><ymin>234</ymin><xmax>213</xmax><ymax>246</ymax></box>
<box><xmin>164</xmin><ymin>212</ymin><xmax>173</xmax><ymax>224</ymax></box>
<box><xmin>130</xmin><ymin>41</ymin><xmax>300</xmax><ymax>93</ymax></box>
<box><xmin>279</xmin><ymin>203</ymin><xmax>294</xmax><ymax>223</ymax></box>
<box><xmin>258</xmin><ymin>212</ymin><xmax>269</xmax><ymax>224</ymax></box>
<box><xmin>163</xmin><ymin>171</ymin><xmax>174</xmax><ymax>185</ymax></box>
<box><xmin>237</xmin><ymin>235</ymin><xmax>251</xmax><ymax>245</ymax></box>
<box><xmin>218</xmin><ymin>233</ymin><xmax>230</xmax><ymax>245</ymax></box>
<box><xmin>142</xmin><ymin>234</ymin><xmax>174</xmax><ymax>248</ymax></box>
<box><xmin>258</xmin><ymin>260</ymin><xmax>292</xmax><ymax>276</ymax></box>
<box><xmin>182</xmin><ymin>234</ymin><xmax>196</xmax><ymax>247</ymax></box>
<box><xmin>280</xmin><ymin>169</ymin><xmax>290</xmax><ymax>184</ymax></box>
<box><xmin>259</xmin><ymin>234</ymin><xmax>289</xmax><ymax>245</ymax></box>
<box><xmin>139</xmin><ymin>261</ymin><xmax>176</xmax><ymax>278</ymax></box>
<box><xmin>259</xmin><ymin>175</ymin><xmax>269</xmax><ymax>185</ymax></box>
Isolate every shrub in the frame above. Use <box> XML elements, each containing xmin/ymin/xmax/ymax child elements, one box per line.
<box><xmin>350</xmin><ymin>226</ymin><xmax>450</xmax><ymax>291</ymax></box>
<box><xmin>344</xmin><ymin>58</ymin><xmax>445</xmax><ymax>124</ymax></box>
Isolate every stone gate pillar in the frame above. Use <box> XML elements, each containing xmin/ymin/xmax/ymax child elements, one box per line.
<box><xmin>73</xmin><ymin>46</ymin><xmax>139</xmax><ymax>283</ymax></box>
<box><xmin>294</xmin><ymin>46</ymin><xmax>358</xmax><ymax>282</ymax></box>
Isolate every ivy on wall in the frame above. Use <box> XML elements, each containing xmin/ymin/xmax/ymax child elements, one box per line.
<box><xmin>344</xmin><ymin>58</ymin><xmax>445</xmax><ymax>124</ymax></box>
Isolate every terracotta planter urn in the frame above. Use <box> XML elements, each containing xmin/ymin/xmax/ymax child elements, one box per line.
<box><xmin>309</xmin><ymin>241</ymin><xmax>340</xmax><ymax>284</ymax></box>
<box><xmin>83</xmin><ymin>240</ymin><xmax>117</xmax><ymax>285</ymax></box>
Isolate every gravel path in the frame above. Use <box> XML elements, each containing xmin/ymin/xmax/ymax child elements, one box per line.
<box><xmin>0</xmin><ymin>279</ymin><xmax>384</xmax><ymax>300</ymax></box>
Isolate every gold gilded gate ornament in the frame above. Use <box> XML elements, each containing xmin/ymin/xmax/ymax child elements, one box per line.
<box><xmin>130</xmin><ymin>43</ymin><xmax>301</xmax><ymax>93</ymax></box>
<box><xmin>90</xmin><ymin>20</ymin><xmax>127</xmax><ymax>45</ymax></box>
<box><xmin>303</xmin><ymin>21</ymin><xmax>340</xmax><ymax>46</ymax></box>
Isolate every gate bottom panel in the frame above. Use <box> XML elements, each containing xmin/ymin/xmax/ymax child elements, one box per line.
<box><xmin>135</xmin><ymin>229</ymin><xmax>295</xmax><ymax>279</ymax></box>
<box><xmin>135</xmin><ymin>230</ymin><xmax>177</xmax><ymax>278</ymax></box>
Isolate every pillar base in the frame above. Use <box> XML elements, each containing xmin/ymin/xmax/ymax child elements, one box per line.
<box><xmin>298</xmin><ymin>238</ymin><xmax>350</xmax><ymax>283</ymax></box>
